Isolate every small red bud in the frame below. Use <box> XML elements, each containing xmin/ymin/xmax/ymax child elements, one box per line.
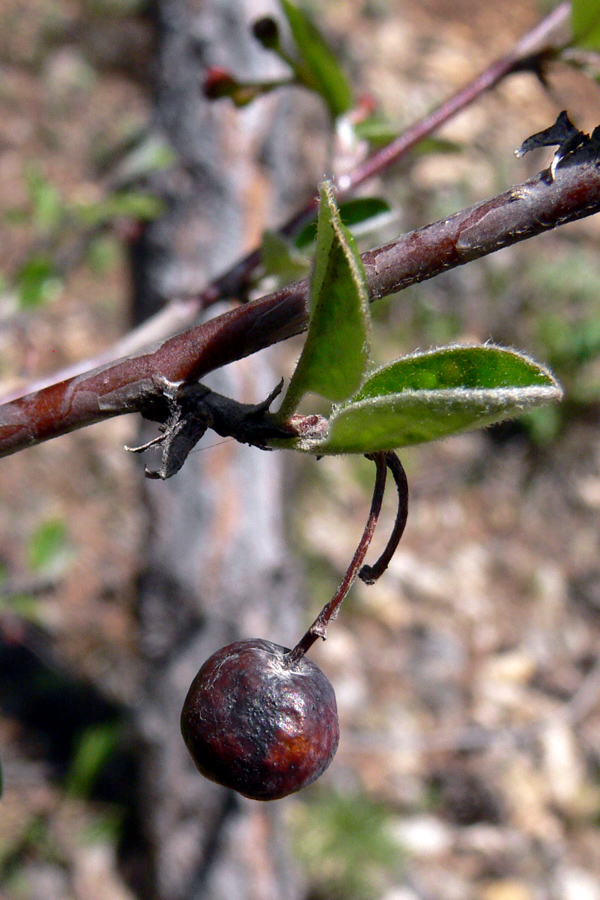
<box><xmin>203</xmin><ymin>66</ymin><xmax>239</xmax><ymax>100</ymax></box>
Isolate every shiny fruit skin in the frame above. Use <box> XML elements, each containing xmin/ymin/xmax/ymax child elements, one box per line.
<box><xmin>181</xmin><ymin>638</ymin><xmax>339</xmax><ymax>801</ymax></box>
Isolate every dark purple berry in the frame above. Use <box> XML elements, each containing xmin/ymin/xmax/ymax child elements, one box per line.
<box><xmin>181</xmin><ymin>638</ymin><xmax>339</xmax><ymax>801</ymax></box>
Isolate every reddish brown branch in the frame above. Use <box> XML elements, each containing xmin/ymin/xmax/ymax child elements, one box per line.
<box><xmin>334</xmin><ymin>2</ymin><xmax>569</xmax><ymax>198</ymax></box>
<box><xmin>2</xmin><ymin>153</ymin><xmax>600</xmax><ymax>458</ymax></box>
<box><xmin>206</xmin><ymin>2</ymin><xmax>570</xmax><ymax>306</ymax></box>
<box><xmin>7</xmin><ymin>2</ymin><xmax>569</xmax><ymax>403</ymax></box>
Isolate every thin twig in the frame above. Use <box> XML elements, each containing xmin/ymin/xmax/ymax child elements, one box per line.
<box><xmin>286</xmin><ymin>453</ymin><xmax>388</xmax><ymax>663</ymax></box>
<box><xmin>1</xmin><ymin>3</ymin><xmax>570</xmax><ymax>401</ymax></box>
<box><xmin>205</xmin><ymin>2</ymin><xmax>570</xmax><ymax>304</ymax></box>
<box><xmin>335</xmin><ymin>2</ymin><xmax>570</xmax><ymax>196</ymax></box>
<box><xmin>1</xmin><ymin>151</ymin><xmax>599</xmax><ymax>458</ymax></box>
<box><xmin>359</xmin><ymin>453</ymin><xmax>408</xmax><ymax>585</ymax></box>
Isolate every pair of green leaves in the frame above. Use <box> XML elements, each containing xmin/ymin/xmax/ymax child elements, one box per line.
<box><xmin>272</xmin><ymin>183</ymin><xmax>562</xmax><ymax>456</ymax></box>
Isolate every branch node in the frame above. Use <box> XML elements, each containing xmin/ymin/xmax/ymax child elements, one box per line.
<box><xmin>132</xmin><ymin>379</ymin><xmax>293</xmax><ymax>479</ymax></box>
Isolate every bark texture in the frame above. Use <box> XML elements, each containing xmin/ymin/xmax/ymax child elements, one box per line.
<box><xmin>126</xmin><ymin>1</ymin><xmax>326</xmax><ymax>897</ymax></box>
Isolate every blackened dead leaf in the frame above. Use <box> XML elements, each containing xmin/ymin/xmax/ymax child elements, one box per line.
<box><xmin>127</xmin><ymin>380</ymin><xmax>294</xmax><ymax>479</ymax></box>
<box><xmin>515</xmin><ymin>111</ymin><xmax>583</xmax><ymax>158</ymax></box>
<box><xmin>515</xmin><ymin>111</ymin><xmax>595</xmax><ymax>181</ymax></box>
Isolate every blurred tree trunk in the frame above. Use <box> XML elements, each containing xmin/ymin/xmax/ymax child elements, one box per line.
<box><xmin>125</xmin><ymin>1</ymin><xmax>326</xmax><ymax>898</ymax></box>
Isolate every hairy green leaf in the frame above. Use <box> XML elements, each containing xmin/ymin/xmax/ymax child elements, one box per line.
<box><xmin>354</xmin><ymin>345</ymin><xmax>556</xmax><ymax>396</ymax></box>
<box><xmin>290</xmin><ymin>346</ymin><xmax>562</xmax><ymax>455</ymax></box>
<box><xmin>277</xmin><ymin>182</ymin><xmax>371</xmax><ymax>419</ymax></box>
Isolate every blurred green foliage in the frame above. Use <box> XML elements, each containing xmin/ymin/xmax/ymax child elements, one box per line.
<box><xmin>521</xmin><ymin>247</ymin><xmax>600</xmax><ymax>442</ymax></box>
<box><xmin>27</xmin><ymin>518</ymin><xmax>72</xmax><ymax>578</ymax></box>
<box><xmin>571</xmin><ymin>0</ymin><xmax>600</xmax><ymax>49</ymax></box>
<box><xmin>260</xmin><ymin>230</ymin><xmax>310</xmax><ymax>283</ymax></box>
<box><xmin>65</xmin><ymin>722</ymin><xmax>121</xmax><ymax>799</ymax></box>
<box><xmin>291</xmin><ymin>790</ymin><xmax>404</xmax><ymax>899</ymax></box>
<box><xmin>25</xmin><ymin>165</ymin><xmax>64</xmax><ymax>235</ymax></box>
<box><xmin>294</xmin><ymin>197</ymin><xmax>392</xmax><ymax>249</ymax></box>
<box><xmin>15</xmin><ymin>253</ymin><xmax>62</xmax><ymax>309</ymax></box>
<box><xmin>4</xmin><ymin>148</ymin><xmax>167</xmax><ymax>310</ymax></box>
<box><xmin>277</xmin><ymin>0</ymin><xmax>353</xmax><ymax>118</ymax></box>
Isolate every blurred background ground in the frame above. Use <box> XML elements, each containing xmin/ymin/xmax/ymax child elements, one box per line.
<box><xmin>0</xmin><ymin>1</ymin><xmax>600</xmax><ymax>899</ymax></box>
